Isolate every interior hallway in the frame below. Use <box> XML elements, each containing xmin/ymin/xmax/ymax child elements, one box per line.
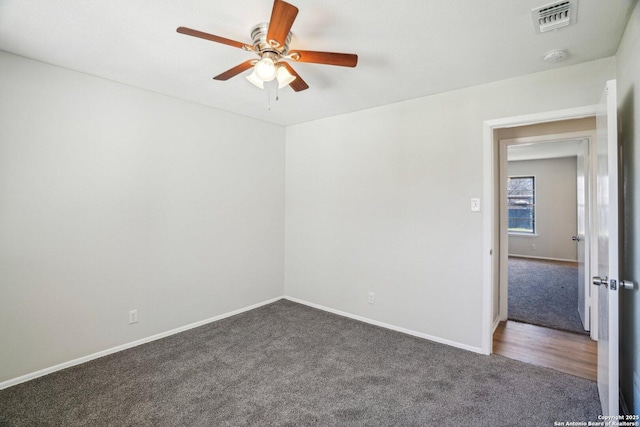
<box><xmin>493</xmin><ymin>320</ymin><xmax>597</xmax><ymax>381</ymax></box>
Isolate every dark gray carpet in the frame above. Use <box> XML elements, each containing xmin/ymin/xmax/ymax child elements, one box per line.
<box><xmin>0</xmin><ymin>299</ymin><xmax>600</xmax><ymax>426</ymax></box>
<box><xmin>508</xmin><ymin>257</ymin><xmax>588</xmax><ymax>335</ymax></box>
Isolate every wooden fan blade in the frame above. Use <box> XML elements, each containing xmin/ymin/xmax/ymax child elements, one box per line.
<box><xmin>177</xmin><ymin>27</ymin><xmax>251</xmax><ymax>50</ymax></box>
<box><xmin>280</xmin><ymin>62</ymin><xmax>309</xmax><ymax>92</ymax></box>
<box><xmin>213</xmin><ymin>60</ymin><xmax>256</xmax><ymax>81</ymax></box>
<box><xmin>289</xmin><ymin>50</ymin><xmax>358</xmax><ymax>67</ymax></box>
<box><xmin>266</xmin><ymin>0</ymin><xmax>299</xmax><ymax>48</ymax></box>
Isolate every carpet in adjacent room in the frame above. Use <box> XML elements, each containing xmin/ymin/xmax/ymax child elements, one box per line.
<box><xmin>508</xmin><ymin>256</ymin><xmax>588</xmax><ymax>335</ymax></box>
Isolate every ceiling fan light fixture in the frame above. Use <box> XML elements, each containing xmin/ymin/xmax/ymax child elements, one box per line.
<box><xmin>276</xmin><ymin>65</ymin><xmax>296</xmax><ymax>88</ymax></box>
<box><xmin>246</xmin><ymin>70</ymin><xmax>264</xmax><ymax>88</ymax></box>
<box><xmin>254</xmin><ymin>57</ymin><xmax>277</xmax><ymax>81</ymax></box>
<box><xmin>177</xmin><ymin>0</ymin><xmax>357</xmax><ymax>93</ymax></box>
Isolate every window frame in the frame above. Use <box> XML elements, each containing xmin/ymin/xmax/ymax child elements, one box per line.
<box><xmin>507</xmin><ymin>175</ymin><xmax>536</xmax><ymax>235</ymax></box>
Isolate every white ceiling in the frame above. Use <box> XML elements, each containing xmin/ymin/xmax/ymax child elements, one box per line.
<box><xmin>0</xmin><ymin>0</ymin><xmax>635</xmax><ymax>126</ymax></box>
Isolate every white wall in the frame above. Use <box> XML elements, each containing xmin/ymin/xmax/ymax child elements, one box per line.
<box><xmin>616</xmin><ymin>1</ymin><xmax>640</xmax><ymax>414</ymax></box>
<box><xmin>507</xmin><ymin>157</ymin><xmax>578</xmax><ymax>261</ymax></box>
<box><xmin>285</xmin><ymin>57</ymin><xmax>615</xmax><ymax>351</ymax></box>
<box><xmin>0</xmin><ymin>52</ymin><xmax>285</xmax><ymax>383</ymax></box>
<box><xmin>0</xmin><ymin>49</ymin><xmax>623</xmax><ymax>386</ymax></box>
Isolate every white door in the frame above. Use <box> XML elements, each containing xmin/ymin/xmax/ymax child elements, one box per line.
<box><xmin>594</xmin><ymin>79</ymin><xmax>619</xmax><ymax>416</ymax></box>
<box><xmin>576</xmin><ymin>139</ymin><xmax>590</xmax><ymax>331</ymax></box>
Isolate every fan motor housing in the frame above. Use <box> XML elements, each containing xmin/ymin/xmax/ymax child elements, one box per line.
<box><xmin>251</xmin><ymin>23</ymin><xmax>292</xmax><ymax>56</ymax></box>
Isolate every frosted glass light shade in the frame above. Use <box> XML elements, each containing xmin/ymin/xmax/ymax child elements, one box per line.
<box><xmin>246</xmin><ymin>70</ymin><xmax>264</xmax><ymax>88</ymax></box>
<box><xmin>276</xmin><ymin>65</ymin><xmax>296</xmax><ymax>89</ymax></box>
<box><xmin>254</xmin><ymin>57</ymin><xmax>276</xmax><ymax>81</ymax></box>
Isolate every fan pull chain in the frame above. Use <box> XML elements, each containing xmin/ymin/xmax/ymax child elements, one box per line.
<box><xmin>267</xmin><ymin>84</ymin><xmax>271</xmax><ymax>111</ymax></box>
<box><xmin>265</xmin><ymin>80</ymin><xmax>280</xmax><ymax>111</ymax></box>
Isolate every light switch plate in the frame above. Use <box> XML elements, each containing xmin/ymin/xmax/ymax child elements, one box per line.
<box><xmin>471</xmin><ymin>198</ymin><xmax>480</xmax><ymax>212</ymax></box>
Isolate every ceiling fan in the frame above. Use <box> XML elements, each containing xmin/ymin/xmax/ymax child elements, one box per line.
<box><xmin>177</xmin><ymin>0</ymin><xmax>358</xmax><ymax>92</ymax></box>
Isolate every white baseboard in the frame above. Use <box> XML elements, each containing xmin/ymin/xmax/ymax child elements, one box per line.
<box><xmin>3</xmin><ymin>295</ymin><xmax>487</xmax><ymax>390</ymax></box>
<box><xmin>0</xmin><ymin>296</ymin><xmax>284</xmax><ymax>391</ymax></box>
<box><xmin>284</xmin><ymin>296</ymin><xmax>484</xmax><ymax>354</ymax></box>
<box><xmin>508</xmin><ymin>254</ymin><xmax>577</xmax><ymax>263</ymax></box>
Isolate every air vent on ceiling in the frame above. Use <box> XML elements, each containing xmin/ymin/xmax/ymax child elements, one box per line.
<box><xmin>532</xmin><ymin>0</ymin><xmax>577</xmax><ymax>34</ymax></box>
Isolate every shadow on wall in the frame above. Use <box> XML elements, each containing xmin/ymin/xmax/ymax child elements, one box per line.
<box><xmin>619</xmin><ymin>83</ymin><xmax>637</xmax><ymax>413</ymax></box>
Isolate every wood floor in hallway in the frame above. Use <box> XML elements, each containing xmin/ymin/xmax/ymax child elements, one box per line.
<box><xmin>493</xmin><ymin>320</ymin><xmax>597</xmax><ymax>381</ymax></box>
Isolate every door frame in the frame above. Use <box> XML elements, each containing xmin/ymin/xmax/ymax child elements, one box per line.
<box><xmin>481</xmin><ymin>105</ymin><xmax>599</xmax><ymax>355</ymax></box>
<box><xmin>497</xmin><ymin>131</ymin><xmax>596</xmax><ymax>333</ymax></box>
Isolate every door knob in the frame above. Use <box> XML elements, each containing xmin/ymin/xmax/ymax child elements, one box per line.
<box><xmin>572</xmin><ymin>235</ymin><xmax>581</xmax><ymax>241</ymax></box>
<box><xmin>592</xmin><ymin>276</ymin><xmax>608</xmax><ymax>287</ymax></box>
<box><xmin>592</xmin><ymin>277</ymin><xmax>636</xmax><ymax>290</ymax></box>
<box><xmin>620</xmin><ymin>280</ymin><xmax>636</xmax><ymax>290</ymax></box>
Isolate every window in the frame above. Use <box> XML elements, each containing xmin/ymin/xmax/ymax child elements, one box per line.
<box><xmin>507</xmin><ymin>176</ymin><xmax>535</xmax><ymax>234</ymax></box>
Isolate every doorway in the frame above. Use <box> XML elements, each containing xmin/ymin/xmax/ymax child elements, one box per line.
<box><xmin>481</xmin><ymin>110</ymin><xmax>600</xmax><ymax>379</ymax></box>
<box><xmin>501</xmin><ymin>136</ymin><xmax>593</xmax><ymax>336</ymax></box>
<box><xmin>493</xmin><ymin>131</ymin><xmax>598</xmax><ymax>381</ymax></box>
<box><xmin>483</xmin><ymin>85</ymin><xmax>623</xmax><ymax>414</ymax></box>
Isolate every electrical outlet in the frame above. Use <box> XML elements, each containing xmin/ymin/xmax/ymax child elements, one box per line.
<box><xmin>368</xmin><ymin>292</ymin><xmax>375</xmax><ymax>305</ymax></box>
<box><xmin>531</xmin><ymin>244</ymin><xmax>536</xmax><ymax>251</ymax></box>
<box><xmin>129</xmin><ymin>309</ymin><xmax>138</xmax><ymax>324</ymax></box>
